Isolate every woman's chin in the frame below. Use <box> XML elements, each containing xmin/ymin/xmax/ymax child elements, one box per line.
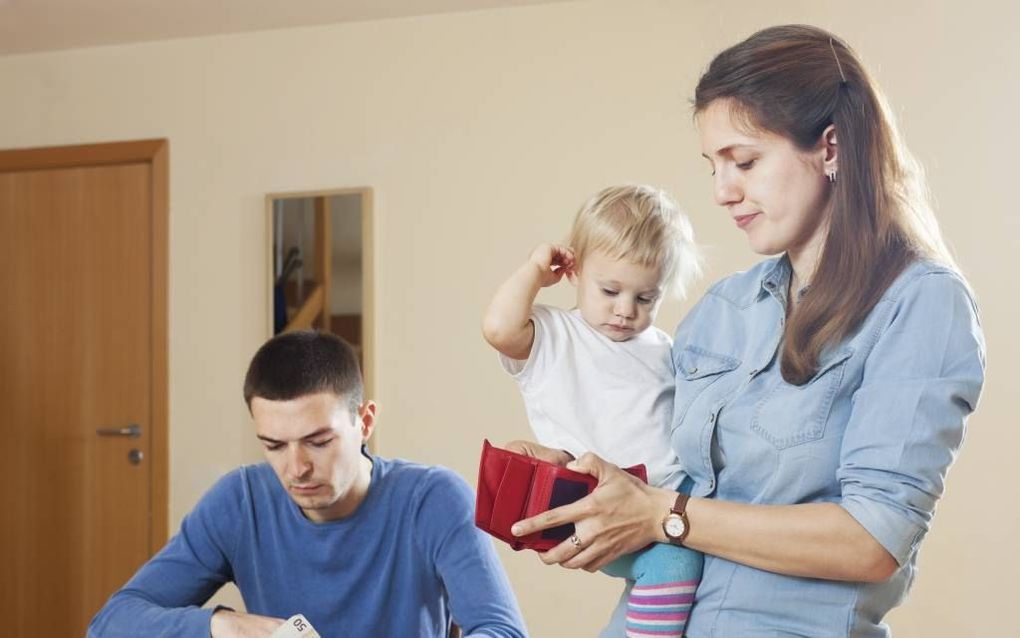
<box><xmin>746</xmin><ymin>237</ymin><xmax>784</xmax><ymax>257</ymax></box>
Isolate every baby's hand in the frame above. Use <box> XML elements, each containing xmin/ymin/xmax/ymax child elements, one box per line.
<box><xmin>529</xmin><ymin>243</ymin><xmax>576</xmax><ymax>288</ymax></box>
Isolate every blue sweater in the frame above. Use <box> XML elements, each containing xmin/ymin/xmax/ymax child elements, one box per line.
<box><xmin>89</xmin><ymin>456</ymin><xmax>526</xmax><ymax>637</ymax></box>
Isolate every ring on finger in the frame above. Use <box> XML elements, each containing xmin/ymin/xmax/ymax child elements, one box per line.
<box><xmin>569</xmin><ymin>533</ymin><xmax>582</xmax><ymax>549</ymax></box>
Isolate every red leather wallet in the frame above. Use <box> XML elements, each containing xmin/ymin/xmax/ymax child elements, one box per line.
<box><xmin>474</xmin><ymin>439</ymin><xmax>648</xmax><ymax>551</ymax></box>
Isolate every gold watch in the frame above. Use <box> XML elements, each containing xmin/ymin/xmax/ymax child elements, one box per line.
<box><xmin>662</xmin><ymin>493</ymin><xmax>691</xmax><ymax>546</ymax></box>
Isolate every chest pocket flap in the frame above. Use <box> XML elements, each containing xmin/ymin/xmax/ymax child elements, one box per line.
<box><xmin>751</xmin><ymin>347</ymin><xmax>855</xmax><ymax>449</ymax></box>
<box><xmin>676</xmin><ymin>346</ymin><xmax>741</xmax><ymax>380</ymax></box>
<box><xmin>672</xmin><ymin>346</ymin><xmax>741</xmax><ymax>429</ymax></box>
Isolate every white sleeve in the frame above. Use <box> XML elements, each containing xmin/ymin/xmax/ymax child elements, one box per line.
<box><xmin>496</xmin><ymin>304</ymin><xmax>560</xmax><ymax>388</ymax></box>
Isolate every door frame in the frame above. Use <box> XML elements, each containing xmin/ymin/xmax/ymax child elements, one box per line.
<box><xmin>0</xmin><ymin>139</ymin><xmax>169</xmax><ymax>551</ymax></box>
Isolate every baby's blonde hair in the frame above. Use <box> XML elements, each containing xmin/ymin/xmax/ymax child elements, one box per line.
<box><xmin>568</xmin><ymin>185</ymin><xmax>702</xmax><ymax>298</ymax></box>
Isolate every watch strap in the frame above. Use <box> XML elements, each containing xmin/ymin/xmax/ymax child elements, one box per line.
<box><xmin>667</xmin><ymin>492</ymin><xmax>691</xmax><ymax>545</ymax></box>
<box><xmin>671</xmin><ymin>493</ymin><xmax>690</xmax><ymax>517</ymax></box>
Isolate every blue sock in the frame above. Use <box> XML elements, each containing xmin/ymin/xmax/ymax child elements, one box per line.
<box><xmin>602</xmin><ymin>543</ymin><xmax>702</xmax><ymax>637</ymax></box>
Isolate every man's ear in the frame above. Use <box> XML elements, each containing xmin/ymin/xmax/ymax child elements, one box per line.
<box><xmin>357</xmin><ymin>400</ymin><xmax>377</xmax><ymax>442</ymax></box>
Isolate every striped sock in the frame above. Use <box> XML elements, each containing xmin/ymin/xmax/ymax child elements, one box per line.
<box><xmin>624</xmin><ymin>579</ymin><xmax>698</xmax><ymax>638</ymax></box>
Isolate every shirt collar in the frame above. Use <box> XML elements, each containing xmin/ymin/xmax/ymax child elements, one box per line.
<box><xmin>759</xmin><ymin>254</ymin><xmax>792</xmax><ymax>299</ymax></box>
<box><xmin>759</xmin><ymin>254</ymin><xmax>812</xmax><ymax>303</ymax></box>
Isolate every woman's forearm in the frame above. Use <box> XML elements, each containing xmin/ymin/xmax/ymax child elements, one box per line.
<box><xmin>673</xmin><ymin>497</ymin><xmax>898</xmax><ymax>582</ymax></box>
<box><xmin>515</xmin><ymin>455</ymin><xmax>897</xmax><ymax>584</ymax></box>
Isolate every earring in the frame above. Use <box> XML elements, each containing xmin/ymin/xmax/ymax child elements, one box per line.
<box><xmin>825</xmin><ymin>169</ymin><xmax>837</xmax><ymax>183</ymax></box>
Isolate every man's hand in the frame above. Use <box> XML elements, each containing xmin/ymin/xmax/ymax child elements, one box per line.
<box><xmin>503</xmin><ymin>439</ymin><xmax>575</xmax><ymax>466</ymax></box>
<box><xmin>528</xmin><ymin>243</ymin><xmax>576</xmax><ymax>288</ymax></box>
<box><xmin>210</xmin><ymin>609</ymin><xmax>285</xmax><ymax>638</ymax></box>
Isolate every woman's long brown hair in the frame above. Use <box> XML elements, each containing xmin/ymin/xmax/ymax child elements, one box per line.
<box><xmin>694</xmin><ymin>24</ymin><xmax>957</xmax><ymax>385</ymax></box>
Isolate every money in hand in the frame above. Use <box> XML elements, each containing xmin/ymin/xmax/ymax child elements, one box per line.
<box><xmin>270</xmin><ymin>614</ymin><xmax>321</xmax><ymax>638</ymax></box>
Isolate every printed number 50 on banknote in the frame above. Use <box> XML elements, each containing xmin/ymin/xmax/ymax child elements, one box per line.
<box><xmin>271</xmin><ymin>614</ymin><xmax>321</xmax><ymax>638</ymax></box>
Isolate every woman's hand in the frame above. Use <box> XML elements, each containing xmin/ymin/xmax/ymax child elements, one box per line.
<box><xmin>503</xmin><ymin>439</ymin><xmax>574</xmax><ymax>466</ymax></box>
<box><xmin>510</xmin><ymin>452</ymin><xmax>675</xmax><ymax>572</ymax></box>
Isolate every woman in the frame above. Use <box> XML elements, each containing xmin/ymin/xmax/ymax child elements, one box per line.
<box><xmin>509</xmin><ymin>25</ymin><xmax>985</xmax><ymax>637</ymax></box>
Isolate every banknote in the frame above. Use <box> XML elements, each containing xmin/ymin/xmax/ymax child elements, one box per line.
<box><xmin>271</xmin><ymin>614</ymin><xmax>321</xmax><ymax>638</ymax></box>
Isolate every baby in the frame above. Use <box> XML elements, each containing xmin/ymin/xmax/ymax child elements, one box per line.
<box><xmin>483</xmin><ymin>185</ymin><xmax>703</xmax><ymax>637</ymax></box>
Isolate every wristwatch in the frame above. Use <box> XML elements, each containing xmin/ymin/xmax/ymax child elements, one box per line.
<box><xmin>662</xmin><ymin>493</ymin><xmax>691</xmax><ymax>546</ymax></box>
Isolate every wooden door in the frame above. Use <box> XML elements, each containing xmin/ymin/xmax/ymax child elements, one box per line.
<box><xmin>0</xmin><ymin>141</ymin><xmax>168</xmax><ymax>636</ymax></box>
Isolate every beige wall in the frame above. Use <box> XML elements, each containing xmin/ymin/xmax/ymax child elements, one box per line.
<box><xmin>0</xmin><ymin>0</ymin><xmax>1014</xmax><ymax>634</ymax></box>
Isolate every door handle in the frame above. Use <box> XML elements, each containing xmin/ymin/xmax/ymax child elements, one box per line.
<box><xmin>96</xmin><ymin>423</ymin><xmax>141</xmax><ymax>438</ymax></box>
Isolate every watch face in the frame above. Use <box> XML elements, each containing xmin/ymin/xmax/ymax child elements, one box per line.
<box><xmin>664</xmin><ymin>514</ymin><xmax>686</xmax><ymax>538</ymax></box>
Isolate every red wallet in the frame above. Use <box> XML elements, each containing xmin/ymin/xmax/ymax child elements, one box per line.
<box><xmin>474</xmin><ymin>439</ymin><xmax>648</xmax><ymax>551</ymax></box>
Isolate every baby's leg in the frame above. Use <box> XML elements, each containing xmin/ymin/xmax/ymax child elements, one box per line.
<box><xmin>619</xmin><ymin>543</ymin><xmax>702</xmax><ymax>637</ymax></box>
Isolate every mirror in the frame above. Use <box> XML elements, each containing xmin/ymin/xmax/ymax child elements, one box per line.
<box><xmin>266</xmin><ymin>188</ymin><xmax>373</xmax><ymax>390</ymax></box>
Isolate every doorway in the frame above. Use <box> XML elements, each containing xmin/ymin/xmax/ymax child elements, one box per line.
<box><xmin>0</xmin><ymin>140</ymin><xmax>169</xmax><ymax>636</ymax></box>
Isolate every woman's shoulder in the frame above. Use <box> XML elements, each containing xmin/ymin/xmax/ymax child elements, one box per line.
<box><xmin>881</xmin><ymin>259</ymin><xmax>977</xmax><ymax>311</ymax></box>
<box><xmin>858</xmin><ymin>259</ymin><xmax>983</xmax><ymax>366</ymax></box>
<box><xmin>671</xmin><ymin>257</ymin><xmax>785</xmax><ymax>345</ymax></box>
<box><xmin>701</xmin><ymin>256</ymin><xmax>786</xmax><ymax>308</ymax></box>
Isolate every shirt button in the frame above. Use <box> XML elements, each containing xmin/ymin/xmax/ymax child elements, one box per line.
<box><xmin>689</xmin><ymin>367</ymin><xmax>698</xmax><ymax>374</ymax></box>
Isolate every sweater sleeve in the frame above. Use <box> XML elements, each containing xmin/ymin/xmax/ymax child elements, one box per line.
<box><xmin>88</xmin><ymin>470</ymin><xmax>244</xmax><ymax>637</ymax></box>
<box><xmin>413</xmin><ymin>468</ymin><xmax>527</xmax><ymax>638</ymax></box>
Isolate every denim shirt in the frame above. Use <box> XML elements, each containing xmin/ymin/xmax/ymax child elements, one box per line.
<box><xmin>670</xmin><ymin>256</ymin><xmax>985</xmax><ymax>637</ymax></box>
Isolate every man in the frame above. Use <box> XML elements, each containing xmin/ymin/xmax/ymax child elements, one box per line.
<box><xmin>90</xmin><ymin>331</ymin><xmax>526</xmax><ymax>637</ymax></box>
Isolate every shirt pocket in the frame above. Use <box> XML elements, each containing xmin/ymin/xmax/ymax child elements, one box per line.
<box><xmin>750</xmin><ymin>348</ymin><xmax>853</xmax><ymax>449</ymax></box>
<box><xmin>673</xmin><ymin>346</ymin><xmax>741</xmax><ymax>426</ymax></box>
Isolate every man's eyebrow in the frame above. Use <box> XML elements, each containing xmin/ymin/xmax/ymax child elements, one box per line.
<box><xmin>256</xmin><ymin>427</ymin><xmax>334</xmax><ymax>444</ymax></box>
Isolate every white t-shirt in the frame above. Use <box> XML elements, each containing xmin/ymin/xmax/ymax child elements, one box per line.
<box><xmin>499</xmin><ymin>304</ymin><xmax>683</xmax><ymax>489</ymax></box>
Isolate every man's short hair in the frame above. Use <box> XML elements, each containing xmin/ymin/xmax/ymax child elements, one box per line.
<box><xmin>243</xmin><ymin>331</ymin><xmax>363</xmax><ymax>414</ymax></box>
